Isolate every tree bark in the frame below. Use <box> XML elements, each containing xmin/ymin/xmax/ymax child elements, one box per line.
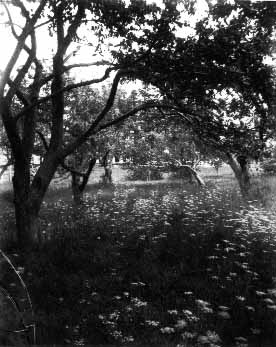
<box><xmin>227</xmin><ymin>154</ymin><xmax>251</xmax><ymax>198</ymax></box>
<box><xmin>71</xmin><ymin>157</ymin><xmax>97</xmax><ymax>204</ymax></box>
<box><xmin>13</xmin><ymin>200</ymin><xmax>39</xmax><ymax>249</ymax></box>
<box><xmin>103</xmin><ymin>166</ymin><xmax>113</xmax><ymax>184</ymax></box>
<box><xmin>172</xmin><ymin>161</ymin><xmax>205</xmax><ymax>186</ymax></box>
<box><xmin>0</xmin><ymin>2</ymin><xmax>93</xmax><ymax>250</ymax></box>
<box><xmin>12</xmin><ymin>157</ymin><xmax>35</xmax><ymax>248</ymax></box>
<box><xmin>12</xmin><ymin>151</ymin><xmax>61</xmax><ymax>248</ymax></box>
<box><xmin>71</xmin><ymin>173</ymin><xmax>84</xmax><ymax>204</ymax></box>
<box><xmin>101</xmin><ymin>150</ymin><xmax>113</xmax><ymax>184</ymax></box>
<box><xmin>181</xmin><ymin>165</ymin><xmax>205</xmax><ymax>186</ymax></box>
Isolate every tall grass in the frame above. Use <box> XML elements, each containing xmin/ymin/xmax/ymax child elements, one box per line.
<box><xmin>1</xmin><ymin>179</ymin><xmax>276</xmax><ymax>345</ymax></box>
<box><xmin>0</xmin><ymin>249</ymin><xmax>36</xmax><ymax>345</ymax></box>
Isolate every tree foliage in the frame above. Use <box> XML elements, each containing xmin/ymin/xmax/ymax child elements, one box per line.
<box><xmin>0</xmin><ymin>0</ymin><xmax>182</xmax><ymax>247</ymax></box>
<box><xmin>0</xmin><ymin>0</ymin><xmax>275</xmax><ymax>246</ymax></box>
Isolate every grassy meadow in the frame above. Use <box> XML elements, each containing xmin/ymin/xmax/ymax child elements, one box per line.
<box><xmin>1</xmin><ymin>167</ymin><xmax>276</xmax><ymax>346</ymax></box>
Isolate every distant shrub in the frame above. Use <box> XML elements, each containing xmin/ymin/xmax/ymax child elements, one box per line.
<box><xmin>169</xmin><ymin>166</ymin><xmax>193</xmax><ymax>181</ymax></box>
<box><xmin>126</xmin><ymin>165</ymin><xmax>163</xmax><ymax>181</ymax></box>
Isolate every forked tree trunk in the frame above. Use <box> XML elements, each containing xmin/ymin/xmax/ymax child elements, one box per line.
<box><xmin>71</xmin><ymin>158</ymin><xmax>97</xmax><ymax>204</ymax></box>
<box><xmin>227</xmin><ymin>154</ymin><xmax>251</xmax><ymax>198</ymax></box>
<box><xmin>13</xmin><ymin>153</ymin><xmax>60</xmax><ymax>249</ymax></box>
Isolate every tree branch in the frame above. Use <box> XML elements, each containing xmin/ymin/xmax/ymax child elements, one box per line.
<box><xmin>63</xmin><ymin>69</ymin><xmax>135</xmax><ymax>158</ymax></box>
<box><xmin>38</xmin><ymin>60</ymin><xmax>114</xmax><ymax>88</ymax></box>
<box><xmin>4</xmin><ymin>8</ymin><xmax>42</xmax><ymax>69</ymax></box>
<box><xmin>0</xmin><ymin>0</ymin><xmax>47</xmax><ymax>96</ymax></box>
<box><xmin>12</xmin><ymin>0</ymin><xmax>30</xmax><ymax>19</ymax></box>
<box><xmin>61</xmin><ymin>161</ymin><xmax>87</xmax><ymax>178</ymax></box>
<box><xmin>64</xmin><ymin>60</ymin><xmax>111</xmax><ymax>72</ymax></box>
<box><xmin>59</xmin><ymin>69</ymin><xmax>133</xmax><ymax>158</ymax></box>
<box><xmin>63</xmin><ymin>1</ymin><xmax>86</xmax><ymax>55</ymax></box>
<box><xmin>0</xmin><ymin>159</ymin><xmax>13</xmax><ymax>180</ymax></box>
<box><xmin>5</xmin><ymin>55</ymin><xmax>33</xmax><ymax>103</ymax></box>
<box><xmin>15</xmin><ymin>66</ymin><xmax>115</xmax><ymax>122</ymax></box>
<box><xmin>36</xmin><ymin>129</ymin><xmax>87</xmax><ymax>177</ymax></box>
<box><xmin>3</xmin><ymin>2</ymin><xmax>20</xmax><ymax>37</ymax></box>
<box><xmin>7</xmin><ymin>78</ymin><xmax>29</xmax><ymax>107</ymax></box>
<box><xmin>36</xmin><ymin>130</ymin><xmax>49</xmax><ymax>151</ymax></box>
<box><xmin>80</xmin><ymin>157</ymin><xmax>97</xmax><ymax>191</ymax></box>
<box><xmin>99</xmin><ymin>103</ymin><xmax>176</xmax><ymax>131</ymax></box>
<box><xmin>33</xmin><ymin>19</ymin><xmax>51</xmax><ymax>31</ymax></box>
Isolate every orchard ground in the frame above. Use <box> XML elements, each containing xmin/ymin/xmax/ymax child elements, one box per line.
<box><xmin>0</xmin><ymin>165</ymin><xmax>276</xmax><ymax>346</ymax></box>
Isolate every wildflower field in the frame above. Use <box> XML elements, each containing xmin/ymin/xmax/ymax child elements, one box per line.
<box><xmin>1</xmin><ymin>179</ymin><xmax>276</xmax><ymax>346</ymax></box>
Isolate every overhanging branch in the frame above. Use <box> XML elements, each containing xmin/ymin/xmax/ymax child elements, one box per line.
<box><xmin>14</xmin><ymin>66</ymin><xmax>115</xmax><ymax>122</ymax></box>
<box><xmin>99</xmin><ymin>103</ymin><xmax>178</xmax><ymax>131</ymax></box>
<box><xmin>64</xmin><ymin>60</ymin><xmax>111</xmax><ymax>72</ymax></box>
<box><xmin>60</xmin><ymin>69</ymin><xmax>133</xmax><ymax>158</ymax></box>
<box><xmin>36</xmin><ymin>130</ymin><xmax>89</xmax><ymax>178</ymax></box>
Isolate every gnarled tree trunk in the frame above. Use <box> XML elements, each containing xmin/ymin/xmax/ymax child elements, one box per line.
<box><xmin>13</xmin><ymin>152</ymin><xmax>60</xmax><ymax>249</ymax></box>
<box><xmin>101</xmin><ymin>150</ymin><xmax>113</xmax><ymax>184</ymax></box>
<box><xmin>172</xmin><ymin>160</ymin><xmax>205</xmax><ymax>186</ymax></box>
<box><xmin>180</xmin><ymin>165</ymin><xmax>205</xmax><ymax>186</ymax></box>
<box><xmin>227</xmin><ymin>153</ymin><xmax>251</xmax><ymax>198</ymax></box>
<box><xmin>71</xmin><ymin>158</ymin><xmax>96</xmax><ymax>204</ymax></box>
<box><xmin>71</xmin><ymin>173</ymin><xmax>83</xmax><ymax>205</ymax></box>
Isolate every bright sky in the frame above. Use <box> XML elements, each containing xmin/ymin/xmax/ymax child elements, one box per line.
<box><xmin>0</xmin><ymin>0</ymin><xmax>208</xmax><ymax>80</ymax></box>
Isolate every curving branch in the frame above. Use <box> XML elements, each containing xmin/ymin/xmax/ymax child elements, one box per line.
<box><xmin>3</xmin><ymin>2</ymin><xmax>20</xmax><ymax>37</ymax></box>
<box><xmin>173</xmin><ymin>160</ymin><xmax>205</xmax><ymax>187</ymax></box>
<box><xmin>0</xmin><ymin>159</ymin><xmax>13</xmax><ymax>180</ymax></box>
<box><xmin>62</xmin><ymin>1</ymin><xmax>87</xmax><ymax>55</ymax></box>
<box><xmin>0</xmin><ymin>0</ymin><xmax>47</xmax><ymax>96</ymax></box>
<box><xmin>60</xmin><ymin>69</ymin><xmax>133</xmax><ymax>158</ymax></box>
<box><xmin>79</xmin><ymin>157</ymin><xmax>97</xmax><ymax>192</ymax></box>
<box><xmin>7</xmin><ymin>78</ymin><xmax>29</xmax><ymax>107</ymax></box>
<box><xmin>36</xmin><ymin>130</ymin><xmax>49</xmax><ymax>152</ymax></box>
<box><xmin>64</xmin><ymin>60</ymin><xmax>111</xmax><ymax>72</ymax></box>
<box><xmin>36</xmin><ymin>130</ymin><xmax>90</xmax><ymax>178</ymax></box>
<box><xmin>12</xmin><ymin>0</ymin><xmax>30</xmax><ymax>19</ymax></box>
<box><xmin>39</xmin><ymin>60</ymin><xmax>113</xmax><ymax>87</ymax></box>
<box><xmin>90</xmin><ymin>69</ymin><xmax>131</xmax><ymax>128</ymax></box>
<box><xmin>15</xmin><ymin>66</ymin><xmax>115</xmax><ymax>122</ymax></box>
<box><xmin>99</xmin><ymin>103</ymin><xmax>178</xmax><ymax>131</ymax></box>
<box><xmin>5</xmin><ymin>55</ymin><xmax>33</xmax><ymax>104</ymax></box>
<box><xmin>3</xmin><ymin>2</ymin><xmax>41</xmax><ymax>70</ymax></box>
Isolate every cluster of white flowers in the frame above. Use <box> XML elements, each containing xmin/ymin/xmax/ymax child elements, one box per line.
<box><xmin>198</xmin><ymin>330</ymin><xmax>221</xmax><ymax>346</ymax></box>
<box><xmin>196</xmin><ymin>299</ymin><xmax>213</xmax><ymax>314</ymax></box>
<box><xmin>131</xmin><ymin>297</ymin><xmax>148</xmax><ymax>307</ymax></box>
